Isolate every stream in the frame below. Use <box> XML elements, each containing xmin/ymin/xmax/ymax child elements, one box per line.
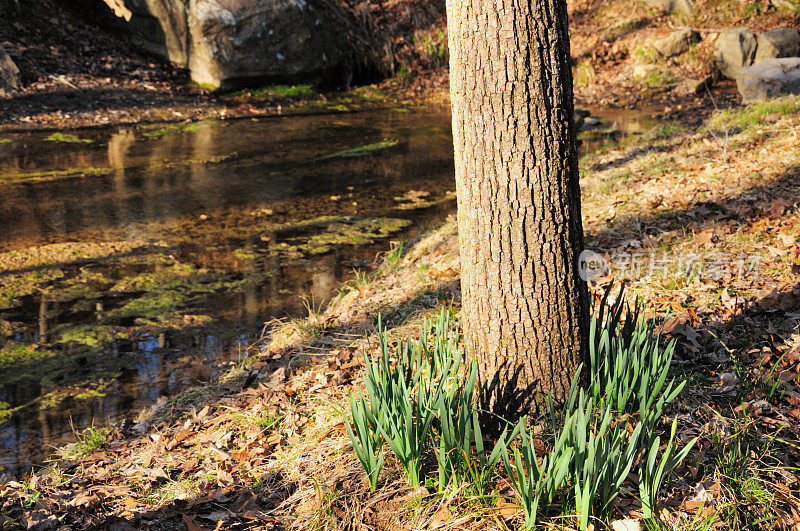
<box><xmin>0</xmin><ymin>107</ymin><xmax>656</xmax><ymax>475</ymax></box>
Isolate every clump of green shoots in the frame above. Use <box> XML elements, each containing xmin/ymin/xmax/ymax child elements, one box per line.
<box><xmin>61</xmin><ymin>424</ymin><xmax>111</xmax><ymax>460</ymax></box>
<box><xmin>347</xmin><ymin>284</ymin><xmax>696</xmax><ymax>529</ymax></box>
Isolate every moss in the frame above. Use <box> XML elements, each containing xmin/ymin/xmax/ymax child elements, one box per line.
<box><xmin>704</xmin><ymin>96</ymin><xmax>800</xmax><ymax>131</ymax></box>
<box><xmin>350</xmin><ymin>86</ymin><xmax>387</xmax><ymax>102</ymax></box>
<box><xmin>0</xmin><ymin>138</ymin><xmax>13</xmax><ymax>144</ymax></box>
<box><xmin>233</xmin><ymin>84</ymin><xmax>316</xmax><ymax>99</ymax></box>
<box><xmin>636</xmin><ymin>67</ymin><xmax>678</xmax><ymax>92</ymax></box>
<box><xmin>573</xmin><ymin>60</ymin><xmax>596</xmax><ymax>87</ymax></box>
<box><xmin>45</xmin><ymin>132</ymin><xmax>93</xmax><ymax>144</ymax></box>
<box><xmin>186</xmin><ymin>80</ymin><xmax>218</xmax><ymax>90</ymax></box>
<box><xmin>112</xmin><ymin>263</ymin><xmax>252</xmax><ymax>294</ymax></box>
<box><xmin>635</xmin><ymin>46</ymin><xmax>661</xmax><ymax>64</ymax></box>
<box><xmin>0</xmin><ymin>241</ymin><xmax>152</xmax><ymax>309</ymax></box>
<box><xmin>2</xmin><ymin>151</ymin><xmax>236</xmax><ymax>184</ymax></box>
<box><xmin>320</xmin><ymin>140</ymin><xmax>400</xmax><ymax>160</ymax></box>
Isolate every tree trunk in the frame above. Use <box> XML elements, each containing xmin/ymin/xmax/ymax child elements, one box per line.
<box><xmin>445</xmin><ymin>0</ymin><xmax>588</xmax><ymax>428</ymax></box>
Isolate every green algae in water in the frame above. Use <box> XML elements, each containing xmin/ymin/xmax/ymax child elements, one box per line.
<box><xmin>0</xmin><ymin>152</ymin><xmax>234</xmax><ymax>185</ymax></box>
<box><xmin>0</xmin><ymin>269</ymin><xmax>66</xmax><ymax>309</ymax></box>
<box><xmin>104</xmin><ymin>263</ymin><xmax>256</xmax><ymax>323</ymax></box>
<box><xmin>53</xmin><ymin>324</ymin><xmax>129</xmax><ymax>348</ymax></box>
<box><xmin>111</xmin><ymin>263</ymin><xmax>254</xmax><ymax>296</ymax></box>
<box><xmin>233</xmin><ymin>249</ymin><xmax>258</xmax><ymax>261</ymax></box>
<box><xmin>394</xmin><ymin>190</ymin><xmax>435</xmax><ymax>211</ymax></box>
<box><xmin>319</xmin><ymin>140</ymin><xmax>400</xmax><ymax>160</ymax></box>
<box><xmin>0</xmin><ymin>400</ymin><xmax>13</xmax><ymax>422</ymax></box>
<box><xmin>108</xmin><ymin>291</ymin><xmax>190</xmax><ymax>320</ymax></box>
<box><xmin>0</xmin><ymin>139</ymin><xmax>13</xmax><ymax>144</ymax></box>
<box><xmin>45</xmin><ymin>132</ymin><xmax>94</xmax><ymax>144</ymax></box>
<box><xmin>0</xmin><ymin>166</ymin><xmax>113</xmax><ymax>185</ymax></box>
<box><xmin>274</xmin><ymin>217</ymin><xmax>412</xmax><ymax>256</ymax></box>
<box><xmin>139</xmin><ymin>120</ymin><xmax>221</xmax><ymax>140</ymax></box>
<box><xmin>0</xmin><ymin>342</ymin><xmax>60</xmax><ymax>384</ymax></box>
<box><xmin>39</xmin><ymin>381</ymin><xmax>113</xmax><ymax>411</ymax></box>
<box><xmin>47</xmin><ymin>280</ymin><xmax>106</xmax><ymax>302</ymax></box>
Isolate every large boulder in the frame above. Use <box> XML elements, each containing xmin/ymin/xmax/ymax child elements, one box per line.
<box><xmin>737</xmin><ymin>58</ymin><xmax>800</xmax><ymax>103</ymax></box>
<box><xmin>755</xmin><ymin>28</ymin><xmax>800</xmax><ymax>62</ymax></box>
<box><xmin>653</xmin><ymin>28</ymin><xmax>701</xmax><ymax>58</ymax></box>
<box><xmin>643</xmin><ymin>0</ymin><xmax>693</xmax><ymax>15</ymax></box>
<box><xmin>0</xmin><ymin>45</ymin><xmax>20</xmax><ymax>92</ymax></box>
<box><xmin>714</xmin><ymin>28</ymin><xmax>757</xmax><ymax>79</ymax></box>
<box><xmin>99</xmin><ymin>0</ymin><xmax>378</xmax><ymax>89</ymax></box>
<box><xmin>187</xmin><ymin>0</ymin><xmax>357</xmax><ymax>89</ymax></box>
<box><xmin>119</xmin><ymin>0</ymin><xmax>190</xmax><ymax>66</ymax></box>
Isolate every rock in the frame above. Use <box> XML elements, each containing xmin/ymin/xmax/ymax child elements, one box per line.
<box><xmin>611</xmin><ymin>519</ymin><xmax>642</xmax><ymax>531</ymax></box>
<box><xmin>574</xmin><ymin>107</ymin><xmax>590</xmax><ymax>128</ymax></box>
<box><xmin>632</xmin><ymin>63</ymin><xmax>660</xmax><ymax>80</ymax></box>
<box><xmin>755</xmin><ymin>28</ymin><xmax>800</xmax><ymax>62</ymax></box>
<box><xmin>0</xmin><ymin>45</ymin><xmax>20</xmax><ymax>92</ymax></box>
<box><xmin>653</xmin><ymin>28</ymin><xmax>701</xmax><ymax>58</ymax></box>
<box><xmin>770</xmin><ymin>0</ymin><xmax>799</xmax><ymax>11</ymax></box>
<box><xmin>643</xmin><ymin>0</ymin><xmax>693</xmax><ymax>14</ymax></box>
<box><xmin>714</xmin><ymin>28</ymin><xmax>757</xmax><ymax>79</ymax></box>
<box><xmin>737</xmin><ymin>57</ymin><xmax>800</xmax><ymax>103</ymax></box>
<box><xmin>100</xmin><ymin>0</ymin><xmax>380</xmax><ymax>89</ymax></box>
<box><xmin>187</xmin><ymin>0</ymin><xmax>358</xmax><ymax>89</ymax></box>
<box><xmin>116</xmin><ymin>0</ymin><xmax>191</xmax><ymax>67</ymax></box>
<box><xmin>689</xmin><ymin>75</ymin><xmax>714</xmax><ymax>93</ymax></box>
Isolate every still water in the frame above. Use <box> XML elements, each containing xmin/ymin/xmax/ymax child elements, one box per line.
<box><xmin>0</xmin><ymin>106</ymin><xmax>655</xmax><ymax>475</ymax></box>
<box><xmin>0</xmin><ymin>110</ymin><xmax>457</xmax><ymax>475</ymax></box>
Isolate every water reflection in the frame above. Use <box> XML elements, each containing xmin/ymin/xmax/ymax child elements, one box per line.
<box><xmin>0</xmin><ymin>110</ymin><xmax>458</xmax><ymax>475</ymax></box>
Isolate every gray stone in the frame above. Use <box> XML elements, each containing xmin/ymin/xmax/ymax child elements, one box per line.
<box><xmin>737</xmin><ymin>57</ymin><xmax>800</xmax><ymax>102</ymax></box>
<box><xmin>0</xmin><ymin>45</ymin><xmax>20</xmax><ymax>92</ymax></box>
<box><xmin>99</xmin><ymin>0</ymin><xmax>377</xmax><ymax>89</ymax></box>
<box><xmin>653</xmin><ymin>28</ymin><xmax>701</xmax><ymax>58</ymax></box>
<box><xmin>574</xmin><ymin>107</ymin><xmax>590</xmax><ymax>129</ymax></box>
<box><xmin>186</xmin><ymin>0</ymin><xmax>355</xmax><ymax>89</ymax></box>
<box><xmin>714</xmin><ymin>28</ymin><xmax>757</xmax><ymax>79</ymax></box>
<box><xmin>111</xmin><ymin>0</ymin><xmax>191</xmax><ymax>67</ymax></box>
<box><xmin>769</xmin><ymin>0</ymin><xmax>799</xmax><ymax>11</ymax></box>
<box><xmin>643</xmin><ymin>0</ymin><xmax>693</xmax><ymax>14</ymax></box>
<box><xmin>755</xmin><ymin>28</ymin><xmax>800</xmax><ymax>62</ymax></box>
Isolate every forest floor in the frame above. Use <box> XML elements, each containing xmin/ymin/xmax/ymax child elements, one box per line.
<box><xmin>2</xmin><ymin>94</ymin><xmax>800</xmax><ymax>529</ymax></box>
<box><xmin>3</xmin><ymin>0</ymin><xmax>800</xmax><ymax>528</ymax></box>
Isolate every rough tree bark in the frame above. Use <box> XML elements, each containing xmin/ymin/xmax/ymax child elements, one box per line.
<box><xmin>445</xmin><ymin>0</ymin><xmax>589</xmax><ymax>428</ymax></box>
